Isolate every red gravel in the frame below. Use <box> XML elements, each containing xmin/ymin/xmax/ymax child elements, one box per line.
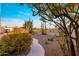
<box><xmin>32</xmin><ymin>33</ymin><xmax>63</xmax><ymax>56</ymax></box>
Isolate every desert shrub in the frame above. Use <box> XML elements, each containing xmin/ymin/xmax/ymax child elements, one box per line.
<box><xmin>45</xmin><ymin>41</ymin><xmax>49</xmax><ymax>45</ymax></box>
<box><xmin>0</xmin><ymin>31</ymin><xmax>32</xmax><ymax>55</ymax></box>
<box><xmin>48</xmin><ymin>37</ymin><xmax>54</xmax><ymax>41</ymax></box>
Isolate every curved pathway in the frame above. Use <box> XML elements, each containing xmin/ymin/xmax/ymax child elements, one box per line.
<box><xmin>32</xmin><ymin>33</ymin><xmax>63</xmax><ymax>56</ymax></box>
<box><xmin>27</xmin><ymin>38</ymin><xmax>45</xmax><ymax>56</ymax></box>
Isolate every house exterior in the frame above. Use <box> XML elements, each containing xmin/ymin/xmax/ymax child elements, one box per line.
<box><xmin>0</xmin><ymin>25</ymin><xmax>13</xmax><ymax>34</ymax></box>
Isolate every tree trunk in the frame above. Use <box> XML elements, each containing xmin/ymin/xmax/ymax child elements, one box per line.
<box><xmin>41</xmin><ymin>22</ymin><xmax>46</xmax><ymax>35</ymax></box>
<box><xmin>76</xmin><ymin>27</ymin><xmax>79</xmax><ymax>55</ymax></box>
<box><xmin>66</xmin><ymin>36</ymin><xmax>76</xmax><ymax>56</ymax></box>
<box><xmin>70</xmin><ymin>38</ymin><xmax>76</xmax><ymax>56</ymax></box>
<box><xmin>77</xmin><ymin>39</ymin><xmax>79</xmax><ymax>55</ymax></box>
<box><xmin>67</xmin><ymin>23</ymin><xmax>76</xmax><ymax>56</ymax></box>
<box><xmin>41</xmin><ymin>22</ymin><xmax>44</xmax><ymax>35</ymax></box>
<box><xmin>45</xmin><ymin>22</ymin><xmax>47</xmax><ymax>35</ymax></box>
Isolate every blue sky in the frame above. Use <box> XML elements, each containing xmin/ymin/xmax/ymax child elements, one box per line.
<box><xmin>0</xmin><ymin>3</ymin><xmax>55</xmax><ymax>28</ymax></box>
<box><xmin>0</xmin><ymin>3</ymin><xmax>41</xmax><ymax>28</ymax></box>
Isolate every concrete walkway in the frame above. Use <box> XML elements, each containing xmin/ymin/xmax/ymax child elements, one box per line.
<box><xmin>27</xmin><ymin>38</ymin><xmax>45</xmax><ymax>56</ymax></box>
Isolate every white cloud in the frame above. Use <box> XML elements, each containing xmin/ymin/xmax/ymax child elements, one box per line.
<box><xmin>1</xmin><ymin>17</ymin><xmax>24</xmax><ymax>27</ymax></box>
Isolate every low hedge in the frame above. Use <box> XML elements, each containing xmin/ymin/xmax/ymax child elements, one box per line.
<box><xmin>0</xmin><ymin>31</ymin><xmax>32</xmax><ymax>56</ymax></box>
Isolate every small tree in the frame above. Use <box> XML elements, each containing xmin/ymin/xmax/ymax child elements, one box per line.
<box><xmin>40</xmin><ymin>18</ymin><xmax>47</xmax><ymax>35</ymax></box>
<box><xmin>31</xmin><ymin>3</ymin><xmax>79</xmax><ymax>55</ymax></box>
<box><xmin>24</xmin><ymin>19</ymin><xmax>33</xmax><ymax>33</ymax></box>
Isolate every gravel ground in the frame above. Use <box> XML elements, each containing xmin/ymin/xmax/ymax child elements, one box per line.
<box><xmin>32</xmin><ymin>33</ymin><xmax>63</xmax><ymax>56</ymax></box>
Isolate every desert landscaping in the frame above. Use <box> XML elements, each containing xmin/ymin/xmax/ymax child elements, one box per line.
<box><xmin>0</xmin><ymin>3</ymin><xmax>79</xmax><ymax>56</ymax></box>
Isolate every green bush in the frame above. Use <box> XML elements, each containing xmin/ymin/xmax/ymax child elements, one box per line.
<box><xmin>0</xmin><ymin>32</ymin><xmax>32</xmax><ymax>55</ymax></box>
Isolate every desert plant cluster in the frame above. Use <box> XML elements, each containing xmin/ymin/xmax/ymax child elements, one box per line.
<box><xmin>0</xmin><ymin>30</ymin><xmax>32</xmax><ymax>56</ymax></box>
